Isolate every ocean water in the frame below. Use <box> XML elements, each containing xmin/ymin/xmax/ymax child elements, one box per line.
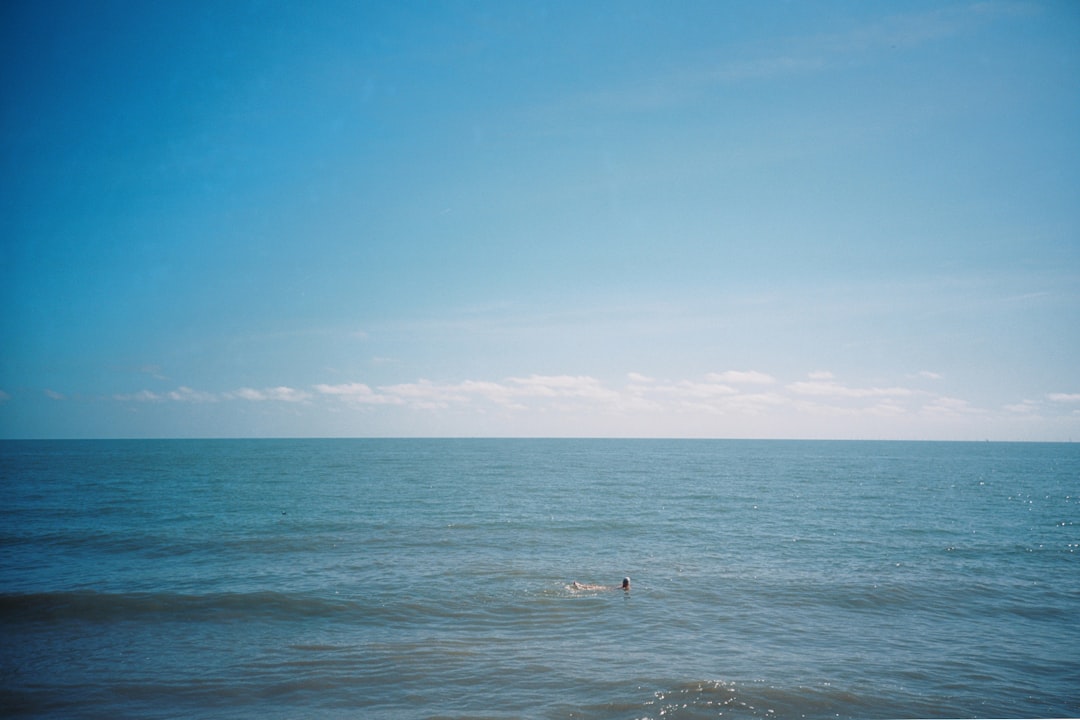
<box><xmin>1</xmin><ymin>439</ymin><xmax>1077</xmax><ymax>719</ymax></box>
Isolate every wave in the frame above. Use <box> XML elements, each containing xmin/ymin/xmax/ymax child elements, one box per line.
<box><xmin>0</xmin><ymin>590</ymin><xmax>372</xmax><ymax>624</ymax></box>
<box><xmin>0</xmin><ymin>588</ymin><xmax>570</xmax><ymax>629</ymax></box>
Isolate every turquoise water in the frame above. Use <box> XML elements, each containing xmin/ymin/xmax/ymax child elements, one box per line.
<box><xmin>2</xmin><ymin>439</ymin><xmax>1078</xmax><ymax>718</ymax></box>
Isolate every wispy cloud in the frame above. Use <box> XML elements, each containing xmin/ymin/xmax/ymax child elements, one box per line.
<box><xmin>660</xmin><ymin>379</ymin><xmax>738</xmax><ymax>400</ymax></box>
<box><xmin>116</xmin><ymin>389</ymin><xmax>165</xmax><ymax>403</ymax></box>
<box><xmin>707</xmin><ymin>370</ymin><xmax>777</xmax><ymax>385</ymax></box>
<box><xmin>310</xmin><ymin>370</ymin><xmax>940</xmax><ymax>422</ymax></box>
<box><xmin>44</xmin><ymin>389</ymin><xmax>66</xmax><ymax>401</ymax></box>
<box><xmin>378</xmin><ymin>380</ymin><xmax>468</xmax><ymax>410</ymax></box>
<box><xmin>315</xmin><ymin>375</ymin><xmax>622</xmax><ymax>411</ymax></box>
<box><xmin>167</xmin><ymin>387</ymin><xmax>217</xmax><ymax>403</ymax></box>
<box><xmin>818</xmin><ymin>4</ymin><xmax>1009</xmax><ymax>54</ymax></box>
<box><xmin>314</xmin><ymin>382</ymin><xmax>404</xmax><ymax>405</ymax></box>
<box><xmin>119</xmin><ymin>386</ymin><xmax>218</xmax><ymax>403</ymax></box>
<box><xmin>0</xmin><ymin>390</ymin><xmax>9</xmax><ymax>403</ymax></box>
<box><xmin>508</xmin><ymin>374</ymin><xmax>621</xmax><ymax>401</ymax></box>
<box><xmin>138</xmin><ymin>365</ymin><xmax>170</xmax><ymax>381</ymax></box>
<box><xmin>532</xmin><ymin>2</ymin><xmax>1022</xmax><ymax>124</ymax></box>
<box><xmin>119</xmin><ymin>386</ymin><xmax>308</xmax><ymax>404</ymax></box>
<box><xmin>921</xmin><ymin>396</ymin><xmax>983</xmax><ymax>418</ymax></box>
<box><xmin>787</xmin><ymin>379</ymin><xmax>915</xmax><ymax>398</ymax></box>
<box><xmin>1005</xmin><ymin>400</ymin><xmax>1040</xmax><ymax>414</ymax></box>
<box><xmin>99</xmin><ymin>367</ymin><xmax>1078</xmax><ymax>437</ymax></box>
<box><xmin>226</xmin><ymin>386</ymin><xmax>312</xmax><ymax>403</ymax></box>
<box><xmin>1047</xmin><ymin>393</ymin><xmax>1080</xmax><ymax>403</ymax></box>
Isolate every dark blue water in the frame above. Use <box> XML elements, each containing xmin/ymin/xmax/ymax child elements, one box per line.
<box><xmin>2</xmin><ymin>439</ymin><xmax>1078</xmax><ymax>718</ymax></box>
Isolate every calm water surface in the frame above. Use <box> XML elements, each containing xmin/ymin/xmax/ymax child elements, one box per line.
<box><xmin>1</xmin><ymin>439</ymin><xmax>1078</xmax><ymax>718</ymax></box>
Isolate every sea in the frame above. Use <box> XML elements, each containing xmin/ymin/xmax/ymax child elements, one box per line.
<box><xmin>1</xmin><ymin>439</ymin><xmax>1077</xmax><ymax>719</ymax></box>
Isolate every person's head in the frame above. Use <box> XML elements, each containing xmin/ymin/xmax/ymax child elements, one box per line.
<box><xmin>622</xmin><ymin>577</ymin><xmax>630</xmax><ymax>590</ymax></box>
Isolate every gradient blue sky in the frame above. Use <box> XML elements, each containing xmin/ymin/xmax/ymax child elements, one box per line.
<box><xmin>2</xmin><ymin>0</ymin><xmax>1078</xmax><ymax>439</ymax></box>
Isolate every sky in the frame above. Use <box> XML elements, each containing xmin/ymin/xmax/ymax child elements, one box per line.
<box><xmin>2</xmin><ymin>0</ymin><xmax>1078</xmax><ymax>440</ymax></box>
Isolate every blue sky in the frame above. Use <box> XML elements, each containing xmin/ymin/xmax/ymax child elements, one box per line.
<box><xmin>2</xmin><ymin>0</ymin><xmax>1078</xmax><ymax>439</ymax></box>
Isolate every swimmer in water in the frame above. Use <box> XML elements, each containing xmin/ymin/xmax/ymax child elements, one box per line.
<box><xmin>571</xmin><ymin>577</ymin><xmax>630</xmax><ymax>592</ymax></box>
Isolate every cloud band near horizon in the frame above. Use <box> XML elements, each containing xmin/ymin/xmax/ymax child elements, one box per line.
<box><xmin>18</xmin><ymin>370</ymin><xmax>1072</xmax><ymax>423</ymax></box>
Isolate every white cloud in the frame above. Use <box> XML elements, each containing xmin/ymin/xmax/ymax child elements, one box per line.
<box><xmin>787</xmin><ymin>380</ymin><xmax>914</xmax><ymax>398</ymax></box>
<box><xmin>508</xmin><ymin>374</ymin><xmax>620</xmax><ymax>402</ymax></box>
<box><xmin>314</xmin><ymin>382</ymin><xmax>403</xmax><ymax>405</ymax></box>
<box><xmin>117</xmin><ymin>387</ymin><xmax>218</xmax><ymax>403</ymax></box>
<box><xmin>228</xmin><ymin>386</ymin><xmax>312</xmax><ymax>403</ymax></box>
<box><xmin>165</xmin><ymin>387</ymin><xmax>218</xmax><ymax>403</ymax></box>
<box><xmin>44</xmin><ymin>389</ymin><xmax>66</xmax><ymax>400</ymax></box>
<box><xmin>453</xmin><ymin>380</ymin><xmax>525</xmax><ymax>408</ymax></box>
<box><xmin>628</xmin><ymin>375</ymin><xmax>748</xmax><ymax>416</ymax></box>
<box><xmin>315</xmin><ymin>382</ymin><xmax>373</xmax><ymax>396</ymax></box>
<box><xmin>119</xmin><ymin>389</ymin><xmax>163</xmax><ymax>402</ymax></box>
<box><xmin>0</xmin><ymin>390</ymin><xmax>10</xmax><ymax>403</ymax></box>
<box><xmin>313</xmin><ymin>374</ymin><xmax>624</xmax><ymax>412</ymax></box>
<box><xmin>381</xmin><ymin>380</ymin><xmax>466</xmax><ymax>409</ymax></box>
<box><xmin>915</xmin><ymin>371</ymin><xmax>943</xmax><ymax>380</ymax></box>
<box><xmin>808</xmin><ymin>371</ymin><xmax>835</xmax><ymax>380</ymax></box>
<box><xmin>97</xmin><ymin>368</ymin><xmax>1072</xmax><ymax>439</ymax></box>
<box><xmin>263</xmin><ymin>386</ymin><xmax>311</xmax><ymax>403</ymax></box>
<box><xmin>706</xmin><ymin>370</ymin><xmax>776</xmax><ymax>385</ymax></box>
